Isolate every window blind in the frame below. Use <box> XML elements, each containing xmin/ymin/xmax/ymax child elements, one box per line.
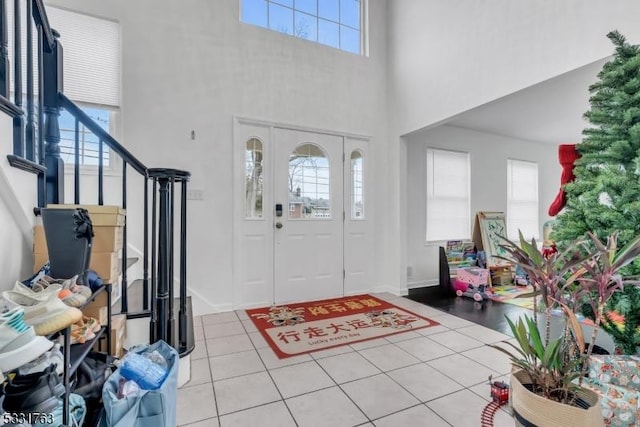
<box><xmin>426</xmin><ymin>148</ymin><xmax>471</xmax><ymax>241</ymax></box>
<box><xmin>7</xmin><ymin>4</ymin><xmax>121</xmax><ymax>107</ymax></box>
<box><xmin>47</xmin><ymin>7</ymin><xmax>121</xmax><ymax>107</ymax></box>
<box><xmin>507</xmin><ymin>159</ymin><xmax>539</xmax><ymax>240</ymax></box>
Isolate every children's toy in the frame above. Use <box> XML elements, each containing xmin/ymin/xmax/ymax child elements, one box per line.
<box><xmin>490</xmin><ymin>379</ymin><xmax>509</xmax><ymax>404</ymax></box>
<box><xmin>514</xmin><ymin>265</ymin><xmax>529</xmax><ymax>286</ymax></box>
<box><xmin>482</xmin><ymin>376</ymin><xmax>510</xmax><ymax>427</ymax></box>
<box><xmin>453</xmin><ymin>278</ymin><xmax>491</xmax><ymax>302</ymax></box>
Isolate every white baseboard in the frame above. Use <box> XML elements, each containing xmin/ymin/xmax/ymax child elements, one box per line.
<box><xmin>370</xmin><ymin>284</ymin><xmax>409</xmax><ymax>296</ymax></box>
<box><xmin>178</xmin><ymin>355</ymin><xmax>191</xmax><ymax>388</ymax></box>
<box><xmin>407</xmin><ymin>279</ymin><xmax>439</xmax><ymax>289</ymax></box>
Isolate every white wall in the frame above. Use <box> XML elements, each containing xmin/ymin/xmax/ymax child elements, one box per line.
<box><xmin>405</xmin><ymin>125</ymin><xmax>558</xmax><ymax>286</ymax></box>
<box><xmin>46</xmin><ymin>0</ymin><xmax>390</xmax><ymax>313</ymax></box>
<box><xmin>0</xmin><ymin>116</ymin><xmax>39</xmax><ymax>292</ymax></box>
<box><xmin>388</xmin><ymin>0</ymin><xmax>640</xmax><ymax>136</ymax></box>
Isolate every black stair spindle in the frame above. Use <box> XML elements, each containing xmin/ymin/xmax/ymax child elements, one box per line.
<box><xmin>37</xmin><ymin>26</ymin><xmax>44</xmax><ymax>165</ymax></box>
<box><xmin>25</xmin><ymin>0</ymin><xmax>35</xmax><ymax>162</ymax></box>
<box><xmin>121</xmin><ymin>160</ymin><xmax>128</xmax><ymax>314</ymax></box>
<box><xmin>0</xmin><ymin>0</ymin><xmax>9</xmax><ymax>97</ymax></box>
<box><xmin>143</xmin><ymin>176</ymin><xmax>149</xmax><ymax>311</ymax></box>
<box><xmin>150</xmin><ymin>177</ymin><xmax>158</xmax><ymax>342</ymax></box>
<box><xmin>179</xmin><ymin>179</ymin><xmax>188</xmax><ymax>350</ymax></box>
<box><xmin>98</xmin><ymin>139</ymin><xmax>103</xmax><ymax>205</ymax></box>
<box><xmin>12</xmin><ymin>0</ymin><xmax>24</xmax><ymax>157</ymax></box>
<box><xmin>74</xmin><ymin>117</ymin><xmax>79</xmax><ymax>204</ymax></box>
<box><xmin>168</xmin><ymin>178</ymin><xmax>175</xmax><ymax>346</ymax></box>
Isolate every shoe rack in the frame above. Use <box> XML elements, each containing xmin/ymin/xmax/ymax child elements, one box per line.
<box><xmin>50</xmin><ymin>284</ymin><xmax>112</xmax><ymax>426</ymax></box>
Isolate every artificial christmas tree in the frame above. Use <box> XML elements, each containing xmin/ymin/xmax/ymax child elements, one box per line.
<box><xmin>554</xmin><ymin>30</ymin><xmax>640</xmax><ymax>266</ymax></box>
<box><xmin>553</xmin><ymin>30</ymin><xmax>640</xmax><ymax>356</ymax></box>
<box><xmin>583</xmin><ymin>286</ymin><xmax>640</xmax><ymax>355</ymax></box>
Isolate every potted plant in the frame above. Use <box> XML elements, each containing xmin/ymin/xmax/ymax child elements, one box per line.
<box><xmin>581</xmin><ymin>285</ymin><xmax>640</xmax><ymax>355</ymax></box>
<box><xmin>490</xmin><ymin>231</ymin><xmax>640</xmax><ymax>426</ymax></box>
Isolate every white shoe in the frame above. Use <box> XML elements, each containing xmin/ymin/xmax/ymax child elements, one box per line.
<box><xmin>0</xmin><ymin>304</ymin><xmax>53</xmax><ymax>373</ymax></box>
<box><xmin>13</xmin><ymin>280</ymin><xmax>62</xmax><ymax>301</ymax></box>
<box><xmin>1</xmin><ymin>291</ymin><xmax>82</xmax><ymax>336</ymax></box>
<box><xmin>18</xmin><ymin>343</ymin><xmax>64</xmax><ymax>376</ymax></box>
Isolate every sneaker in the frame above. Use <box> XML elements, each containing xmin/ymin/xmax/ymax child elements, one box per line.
<box><xmin>1</xmin><ymin>291</ymin><xmax>82</xmax><ymax>336</ymax></box>
<box><xmin>34</xmin><ymin>275</ymin><xmax>90</xmax><ymax>308</ymax></box>
<box><xmin>0</xmin><ymin>305</ymin><xmax>53</xmax><ymax>373</ymax></box>
<box><xmin>70</xmin><ymin>323</ymin><xmax>95</xmax><ymax>345</ymax></box>
<box><xmin>79</xmin><ymin>316</ymin><xmax>101</xmax><ymax>334</ymax></box>
<box><xmin>2</xmin><ymin>364</ymin><xmax>65</xmax><ymax>415</ymax></box>
<box><xmin>13</xmin><ymin>280</ymin><xmax>62</xmax><ymax>301</ymax></box>
<box><xmin>18</xmin><ymin>343</ymin><xmax>64</xmax><ymax>376</ymax></box>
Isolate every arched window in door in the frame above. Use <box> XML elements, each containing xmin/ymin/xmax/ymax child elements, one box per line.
<box><xmin>245</xmin><ymin>137</ymin><xmax>264</xmax><ymax>218</ymax></box>
<box><xmin>350</xmin><ymin>150</ymin><xmax>364</xmax><ymax>219</ymax></box>
<box><xmin>288</xmin><ymin>143</ymin><xmax>330</xmax><ymax>219</ymax></box>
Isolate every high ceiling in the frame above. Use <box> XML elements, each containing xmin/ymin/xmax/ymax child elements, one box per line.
<box><xmin>444</xmin><ymin>58</ymin><xmax>610</xmax><ymax>145</ymax></box>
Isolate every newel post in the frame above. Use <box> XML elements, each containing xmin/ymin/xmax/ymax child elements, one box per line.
<box><xmin>43</xmin><ymin>29</ymin><xmax>63</xmax><ymax>204</ymax></box>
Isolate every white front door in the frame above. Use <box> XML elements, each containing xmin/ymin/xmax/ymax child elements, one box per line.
<box><xmin>273</xmin><ymin>128</ymin><xmax>344</xmax><ymax>304</ymax></box>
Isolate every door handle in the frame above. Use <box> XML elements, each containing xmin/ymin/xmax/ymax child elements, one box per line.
<box><xmin>275</xmin><ymin>222</ymin><xmax>283</xmax><ymax>229</ymax></box>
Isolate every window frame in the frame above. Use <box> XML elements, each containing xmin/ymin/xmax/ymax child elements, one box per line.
<box><xmin>60</xmin><ymin>102</ymin><xmax>120</xmax><ymax>174</ymax></box>
<box><xmin>350</xmin><ymin>149</ymin><xmax>365</xmax><ymax>219</ymax></box>
<box><xmin>244</xmin><ymin>137</ymin><xmax>265</xmax><ymax>219</ymax></box>
<box><xmin>288</xmin><ymin>143</ymin><xmax>331</xmax><ymax>220</ymax></box>
<box><xmin>240</xmin><ymin>0</ymin><xmax>368</xmax><ymax>55</ymax></box>
<box><xmin>425</xmin><ymin>147</ymin><xmax>471</xmax><ymax>243</ymax></box>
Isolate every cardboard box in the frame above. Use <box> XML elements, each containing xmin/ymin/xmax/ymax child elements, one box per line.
<box><xmin>94</xmin><ymin>314</ymin><xmax>126</xmax><ymax>358</ymax></box>
<box><xmin>34</xmin><ymin>224</ymin><xmax>123</xmax><ymax>254</ymax></box>
<box><xmin>83</xmin><ymin>305</ymin><xmax>108</xmax><ymax>326</ymax></box>
<box><xmin>46</xmin><ymin>204</ymin><xmax>126</xmax><ymax>226</ymax></box>
<box><xmin>82</xmin><ymin>292</ymin><xmax>108</xmax><ymax>325</ymax></box>
<box><xmin>34</xmin><ymin>249</ymin><xmax>121</xmax><ymax>284</ymax></box>
<box><xmin>91</xmin><ymin>252</ymin><xmax>121</xmax><ymax>284</ymax></box>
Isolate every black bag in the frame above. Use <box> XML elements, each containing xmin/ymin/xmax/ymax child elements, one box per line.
<box><xmin>74</xmin><ymin>352</ymin><xmax>116</xmax><ymax>400</ymax></box>
<box><xmin>73</xmin><ymin>352</ymin><xmax>117</xmax><ymax>427</ymax></box>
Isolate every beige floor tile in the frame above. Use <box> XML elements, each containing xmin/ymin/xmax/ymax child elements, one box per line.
<box><xmin>287</xmin><ymin>387</ymin><xmax>368</xmax><ymax>427</ymax></box>
<box><xmin>269</xmin><ymin>361</ymin><xmax>335</xmax><ymax>398</ymax></box>
<box><xmin>177</xmin><ymin>383</ymin><xmax>217</xmax><ymax>425</ymax></box>
<box><xmin>218</xmin><ymin>401</ymin><xmax>296</xmax><ymax>427</ymax></box>
<box><xmin>341</xmin><ymin>374</ymin><xmax>419</xmax><ymax>420</ymax></box>
<box><xmin>373</xmin><ymin>404</ymin><xmax>450</xmax><ymax>427</ymax></box>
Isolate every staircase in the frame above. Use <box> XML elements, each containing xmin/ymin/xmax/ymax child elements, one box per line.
<box><xmin>0</xmin><ymin>0</ymin><xmax>194</xmax><ymax>361</ymax></box>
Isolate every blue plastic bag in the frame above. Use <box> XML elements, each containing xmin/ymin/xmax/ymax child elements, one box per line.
<box><xmin>102</xmin><ymin>340</ymin><xmax>178</xmax><ymax>427</ymax></box>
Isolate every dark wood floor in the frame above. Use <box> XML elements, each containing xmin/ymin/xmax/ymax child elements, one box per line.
<box><xmin>407</xmin><ymin>285</ymin><xmax>616</xmax><ymax>352</ymax></box>
<box><xmin>407</xmin><ymin>286</ymin><xmax>529</xmax><ymax>337</ymax></box>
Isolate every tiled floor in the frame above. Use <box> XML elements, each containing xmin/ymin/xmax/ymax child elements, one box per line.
<box><xmin>177</xmin><ymin>293</ymin><xmax>517</xmax><ymax>426</ymax></box>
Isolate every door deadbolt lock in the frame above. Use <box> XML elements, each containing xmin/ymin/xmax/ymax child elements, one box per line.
<box><xmin>275</xmin><ymin>222</ymin><xmax>283</xmax><ymax>229</ymax></box>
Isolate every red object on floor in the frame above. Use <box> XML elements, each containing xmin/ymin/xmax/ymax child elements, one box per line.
<box><xmin>482</xmin><ymin>381</ymin><xmax>510</xmax><ymax>426</ymax></box>
<box><xmin>548</xmin><ymin>144</ymin><xmax>581</xmax><ymax>216</ymax></box>
<box><xmin>246</xmin><ymin>294</ymin><xmax>440</xmax><ymax>359</ymax></box>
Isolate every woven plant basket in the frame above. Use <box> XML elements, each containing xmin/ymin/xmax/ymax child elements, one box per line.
<box><xmin>511</xmin><ymin>369</ymin><xmax>604</xmax><ymax>427</ymax></box>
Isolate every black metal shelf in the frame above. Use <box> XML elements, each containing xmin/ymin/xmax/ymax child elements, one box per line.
<box><xmin>80</xmin><ymin>284</ymin><xmax>110</xmax><ymax>310</ymax></box>
<box><xmin>69</xmin><ymin>326</ymin><xmax>106</xmax><ymax>377</ymax></box>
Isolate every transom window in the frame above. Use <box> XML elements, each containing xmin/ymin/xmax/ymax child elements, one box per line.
<box><xmin>241</xmin><ymin>0</ymin><xmax>364</xmax><ymax>54</ymax></box>
<box><xmin>288</xmin><ymin>143</ymin><xmax>331</xmax><ymax>219</ymax></box>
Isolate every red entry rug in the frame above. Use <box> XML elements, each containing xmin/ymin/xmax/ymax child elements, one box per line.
<box><xmin>246</xmin><ymin>294</ymin><xmax>440</xmax><ymax>359</ymax></box>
